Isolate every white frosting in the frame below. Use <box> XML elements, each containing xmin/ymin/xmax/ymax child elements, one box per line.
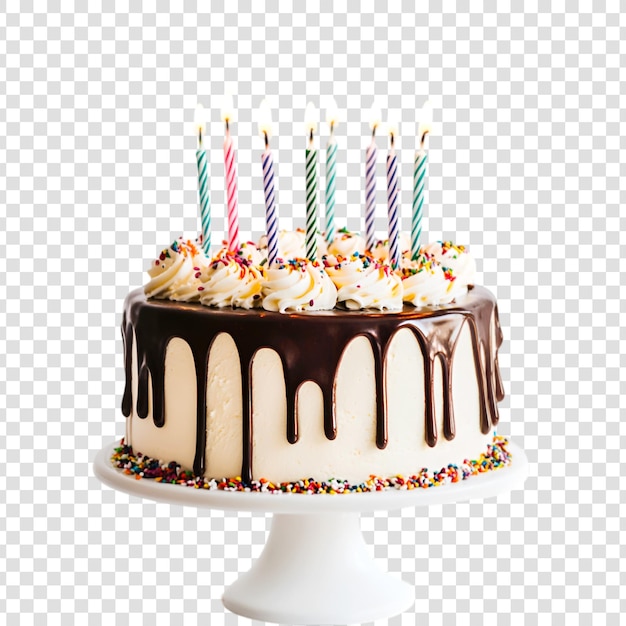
<box><xmin>327</xmin><ymin>230</ymin><xmax>366</xmax><ymax>257</ymax></box>
<box><xmin>200</xmin><ymin>251</ymin><xmax>264</xmax><ymax>309</ymax></box>
<box><xmin>324</xmin><ymin>254</ymin><xmax>402</xmax><ymax>311</ymax></box>
<box><xmin>236</xmin><ymin>241</ymin><xmax>266</xmax><ymax>266</ymax></box>
<box><xmin>144</xmin><ymin>239</ymin><xmax>206</xmax><ymax>301</ymax></box>
<box><xmin>401</xmin><ymin>254</ymin><xmax>454</xmax><ymax>307</ymax></box>
<box><xmin>262</xmin><ymin>260</ymin><xmax>338</xmax><ymax>313</ymax></box>
<box><xmin>418</xmin><ymin>241</ymin><xmax>476</xmax><ymax>300</ymax></box>
<box><xmin>144</xmin><ymin>235</ymin><xmax>476</xmax><ymax>313</ymax></box>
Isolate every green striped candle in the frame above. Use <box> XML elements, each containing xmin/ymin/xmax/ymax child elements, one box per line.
<box><xmin>325</xmin><ymin>97</ymin><xmax>339</xmax><ymax>245</ymax></box>
<box><xmin>195</xmin><ymin>104</ymin><xmax>211</xmax><ymax>255</ymax></box>
<box><xmin>325</xmin><ymin>134</ymin><xmax>337</xmax><ymax>245</ymax></box>
<box><xmin>305</xmin><ymin>102</ymin><xmax>318</xmax><ymax>260</ymax></box>
<box><xmin>411</xmin><ymin>149</ymin><xmax>426</xmax><ymax>260</ymax></box>
<box><xmin>411</xmin><ymin>101</ymin><xmax>432</xmax><ymax>260</ymax></box>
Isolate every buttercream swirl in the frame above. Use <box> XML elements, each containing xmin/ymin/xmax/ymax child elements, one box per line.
<box><xmin>327</xmin><ymin>228</ymin><xmax>366</xmax><ymax>258</ymax></box>
<box><xmin>236</xmin><ymin>240</ymin><xmax>266</xmax><ymax>266</ymax></box>
<box><xmin>418</xmin><ymin>241</ymin><xmax>476</xmax><ymax>299</ymax></box>
<box><xmin>262</xmin><ymin>259</ymin><xmax>338</xmax><ymax>313</ymax></box>
<box><xmin>324</xmin><ymin>253</ymin><xmax>402</xmax><ymax>311</ymax></box>
<box><xmin>145</xmin><ymin>234</ymin><xmax>478</xmax><ymax>314</ymax></box>
<box><xmin>401</xmin><ymin>253</ymin><xmax>454</xmax><ymax>307</ymax></box>
<box><xmin>199</xmin><ymin>251</ymin><xmax>265</xmax><ymax>309</ymax></box>
<box><xmin>144</xmin><ymin>238</ymin><xmax>205</xmax><ymax>302</ymax></box>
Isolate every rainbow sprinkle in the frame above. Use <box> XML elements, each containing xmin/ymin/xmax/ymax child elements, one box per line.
<box><xmin>110</xmin><ymin>435</ymin><xmax>512</xmax><ymax>494</ymax></box>
<box><xmin>440</xmin><ymin>240</ymin><xmax>466</xmax><ymax>256</ymax></box>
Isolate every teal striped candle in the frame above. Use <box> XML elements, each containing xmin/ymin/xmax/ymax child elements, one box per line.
<box><xmin>325</xmin><ymin>133</ymin><xmax>337</xmax><ymax>245</ymax></box>
<box><xmin>412</xmin><ymin>101</ymin><xmax>432</xmax><ymax>260</ymax></box>
<box><xmin>195</xmin><ymin>104</ymin><xmax>211</xmax><ymax>255</ymax></box>
<box><xmin>325</xmin><ymin>98</ymin><xmax>339</xmax><ymax>245</ymax></box>
<box><xmin>304</xmin><ymin>102</ymin><xmax>318</xmax><ymax>260</ymax></box>
<box><xmin>305</xmin><ymin>144</ymin><xmax>318</xmax><ymax>260</ymax></box>
<box><xmin>197</xmin><ymin>147</ymin><xmax>211</xmax><ymax>255</ymax></box>
<box><xmin>411</xmin><ymin>149</ymin><xmax>426</xmax><ymax>260</ymax></box>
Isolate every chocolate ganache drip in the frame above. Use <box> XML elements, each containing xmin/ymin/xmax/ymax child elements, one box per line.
<box><xmin>121</xmin><ymin>286</ymin><xmax>503</xmax><ymax>482</ymax></box>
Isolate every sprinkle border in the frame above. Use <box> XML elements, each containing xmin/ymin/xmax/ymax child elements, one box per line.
<box><xmin>110</xmin><ymin>435</ymin><xmax>512</xmax><ymax>494</ymax></box>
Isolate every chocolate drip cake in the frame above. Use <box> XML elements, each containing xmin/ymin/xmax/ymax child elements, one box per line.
<box><xmin>117</xmin><ymin>236</ymin><xmax>508</xmax><ymax>488</ymax></box>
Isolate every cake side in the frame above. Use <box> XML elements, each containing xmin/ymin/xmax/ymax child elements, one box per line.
<box><xmin>121</xmin><ymin>286</ymin><xmax>503</xmax><ymax>483</ymax></box>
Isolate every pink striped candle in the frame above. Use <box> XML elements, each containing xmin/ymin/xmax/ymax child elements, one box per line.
<box><xmin>222</xmin><ymin>92</ymin><xmax>239</xmax><ymax>252</ymax></box>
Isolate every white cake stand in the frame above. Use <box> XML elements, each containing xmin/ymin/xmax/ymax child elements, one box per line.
<box><xmin>94</xmin><ymin>440</ymin><xmax>528</xmax><ymax>625</ymax></box>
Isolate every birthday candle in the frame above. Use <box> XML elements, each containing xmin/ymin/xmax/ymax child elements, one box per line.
<box><xmin>325</xmin><ymin>97</ymin><xmax>339</xmax><ymax>245</ymax></box>
<box><xmin>221</xmin><ymin>91</ymin><xmax>239</xmax><ymax>253</ymax></box>
<box><xmin>304</xmin><ymin>102</ymin><xmax>318</xmax><ymax>261</ymax></box>
<box><xmin>412</xmin><ymin>100</ymin><xmax>432</xmax><ymax>260</ymax></box>
<box><xmin>386</xmin><ymin>120</ymin><xmax>400</xmax><ymax>269</ymax></box>
<box><xmin>195</xmin><ymin>104</ymin><xmax>211</xmax><ymax>255</ymax></box>
<box><xmin>259</xmin><ymin>99</ymin><xmax>278</xmax><ymax>267</ymax></box>
<box><xmin>365</xmin><ymin>102</ymin><xmax>381</xmax><ymax>252</ymax></box>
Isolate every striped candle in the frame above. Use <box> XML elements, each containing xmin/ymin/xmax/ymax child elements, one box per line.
<box><xmin>386</xmin><ymin>125</ymin><xmax>400</xmax><ymax>269</ymax></box>
<box><xmin>325</xmin><ymin>134</ymin><xmax>337</xmax><ymax>245</ymax></box>
<box><xmin>411</xmin><ymin>101</ymin><xmax>432</xmax><ymax>260</ymax></box>
<box><xmin>197</xmin><ymin>147</ymin><xmax>211</xmax><ymax>255</ymax></box>
<box><xmin>221</xmin><ymin>92</ymin><xmax>239</xmax><ymax>253</ymax></box>
<box><xmin>259</xmin><ymin>99</ymin><xmax>278</xmax><ymax>266</ymax></box>
<box><xmin>263</xmin><ymin>144</ymin><xmax>278</xmax><ymax>266</ymax></box>
<box><xmin>195</xmin><ymin>104</ymin><xmax>211</xmax><ymax>255</ymax></box>
<box><xmin>305</xmin><ymin>145</ymin><xmax>318</xmax><ymax>260</ymax></box>
<box><xmin>411</xmin><ymin>149</ymin><xmax>427</xmax><ymax>260</ymax></box>
<box><xmin>364</xmin><ymin>103</ymin><xmax>381</xmax><ymax>252</ymax></box>
<box><xmin>223</xmin><ymin>130</ymin><xmax>239</xmax><ymax>253</ymax></box>
<box><xmin>304</xmin><ymin>102</ymin><xmax>318</xmax><ymax>260</ymax></box>
<box><xmin>325</xmin><ymin>97</ymin><xmax>339</xmax><ymax>245</ymax></box>
<box><xmin>364</xmin><ymin>139</ymin><xmax>377</xmax><ymax>251</ymax></box>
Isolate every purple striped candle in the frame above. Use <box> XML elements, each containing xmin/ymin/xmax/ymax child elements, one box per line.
<box><xmin>386</xmin><ymin>123</ymin><xmax>400</xmax><ymax>269</ymax></box>
<box><xmin>259</xmin><ymin>99</ymin><xmax>278</xmax><ymax>266</ymax></box>
<box><xmin>364</xmin><ymin>103</ymin><xmax>381</xmax><ymax>252</ymax></box>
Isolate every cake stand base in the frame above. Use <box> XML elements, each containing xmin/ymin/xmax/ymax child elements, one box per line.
<box><xmin>222</xmin><ymin>512</ymin><xmax>413</xmax><ymax>624</ymax></box>
<box><xmin>94</xmin><ymin>440</ymin><xmax>528</xmax><ymax>625</ymax></box>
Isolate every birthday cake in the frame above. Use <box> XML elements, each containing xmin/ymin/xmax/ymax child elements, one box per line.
<box><xmin>117</xmin><ymin>233</ymin><xmax>508</xmax><ymax>491</ymax></box>
<box><xmin>114</xmin><ymin>100</ymin><xmax>510</xmax><ymax>493</ymax></box>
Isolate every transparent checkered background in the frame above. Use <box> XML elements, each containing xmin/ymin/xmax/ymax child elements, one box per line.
<box><xmin>1</xmin><ymin>1</ymin><xmax>624</xmax><ymax>624</ymax></box>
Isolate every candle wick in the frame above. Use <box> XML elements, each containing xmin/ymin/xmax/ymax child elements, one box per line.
<box><xmin>371</xmin><ymin>125</ymin><xmax>377</xmax><ymax>139</ymax></box>
<box><xmin>330</xmin><ymin>121</ymin><xmax>334</xmax><ymax>137</ymax></box>
<box><xmin>264</xmin><ymin>131</ymin><xmax>269</xmax><ymax>148</ymax></box>
<box><xmin>309</xmin><ymin>128</ymin><xmax>314</xmax><ymax>144</ymax></box>
<box><xmin>421</xmin><ymin>130</ymin><xmax>429</xmax><ymax>149</ymax></box>
<box><xmin>198</xmin><ymin>127</ymin><xmax>203</xmax><ymax>148</ymax></box>
<box><xmin>226</xmin><ymin>119</ymin><xmax>230</xmax><ymax>134</ymax></box>
<box><xmin>390</xmin><ymin>133</ymin><xmax>395</xmax><ymax>148</ymax></box>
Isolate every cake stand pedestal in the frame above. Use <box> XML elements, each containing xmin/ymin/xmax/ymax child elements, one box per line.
<box><xmin>94</xmin><ymin>440</ymin><xmax>528</xmax><ymax>625</ymax></box>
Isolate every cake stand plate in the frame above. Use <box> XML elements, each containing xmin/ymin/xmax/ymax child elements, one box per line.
<box><xmin>94</xmin><ymin>440</ymin><xmax>528</xmax><ymax>625</ymax></box>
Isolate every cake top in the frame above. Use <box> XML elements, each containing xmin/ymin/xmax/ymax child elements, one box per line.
<box><xmin>143</xmin><ymin>230</ymin><xmax>476</xmax><ymax>314</ymax></box>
